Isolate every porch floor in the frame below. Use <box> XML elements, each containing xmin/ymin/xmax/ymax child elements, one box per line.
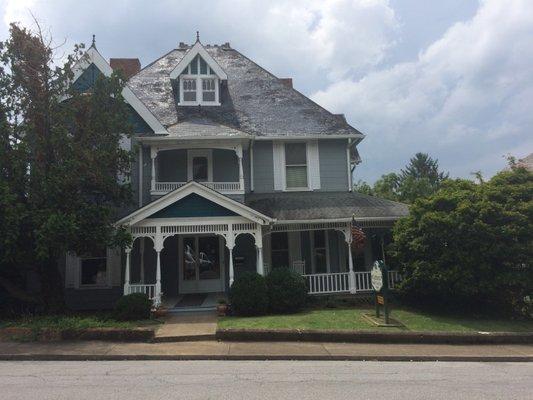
<box><xmin>162</xmin><ymin>292</ymin><xmax>227</xmax><ymax>313</ymax></box>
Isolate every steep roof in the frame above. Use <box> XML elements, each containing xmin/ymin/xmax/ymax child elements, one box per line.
<box><xmin>127</xmin><ymin>44</ymin><xmax>363</xmax><ymax>138</ymax></box>
<box><xmin>245</xmin><ymin>191</ymin><xmax>409</xmax><ymax>221</ymax></box>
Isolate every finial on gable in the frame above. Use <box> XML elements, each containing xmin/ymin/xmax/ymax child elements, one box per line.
<box><xmin>196</xmin><ymin>31</ymin><xmax>200</xmax><ymax>42</ymax></box>
<box><xmin>91</xmin><ymin>34</ymin><xmax>96</xmax><ymax>48</ymax></box>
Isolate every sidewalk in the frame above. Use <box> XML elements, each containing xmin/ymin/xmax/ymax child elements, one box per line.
<box><xmin>0</xmin><ymin>340</ymin><xmax>532</xmax><ymax>361</ymax></box>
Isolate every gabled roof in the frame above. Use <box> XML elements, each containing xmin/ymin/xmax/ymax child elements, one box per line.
<box><xmin>128</xmin><ymin>44</ymin><xmax>365</xmax><ymax>138</ymax></box>
<box><xmin>116</xmin><ymin>181</ymin><xmax>274</xmax><ymax>226</ymax></box>
<box><xmin>71</xmin><ymin>46</ymin><xmax>167</xmax><ymax>134</ymax></box>
<box><xmin>169</xmin><ymin>41</ymin><xmax>228</xmax><ymax>80</ymax></box>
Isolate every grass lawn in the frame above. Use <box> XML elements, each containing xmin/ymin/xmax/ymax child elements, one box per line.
<box><xmin>0</xmin><ymin>313</ymin><xmax>160</xmax><ymax>331</ymax></box>
<box><xmin>218</xmin><ymin>307</ymin><xmax>533</xmax><ymax>333</ymax></box>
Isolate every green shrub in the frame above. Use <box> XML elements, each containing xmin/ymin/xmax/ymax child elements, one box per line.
<box><xmin>266</xmin><ymin>268</ymin><xmax>308</xmax><ymax>314</ymax></box>
<box><xmin>113</xmin><ymin>293</ymin><xmax>152</xmax><ymax>321</ymax></box>
<box><xmin>229</xmin><ymin>272</ymin><xmax>268</xmax><ymax>316</ymax></box>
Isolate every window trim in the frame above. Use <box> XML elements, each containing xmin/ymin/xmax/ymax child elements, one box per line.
<box><xmin>178</xmin><ymin>56</ymin><xmax>220</xmax><ymax>106</ymax></box>
<box><xmin>79</xmin><ymin>254</ymin><xmax>109</xmax><ymax>288</ymax></box>
<box><xmin>284</xmin><ymin>142</ymin><xmax>310</xmax><ymax>191</ymax></box>
<box><xmin>187</xmin><ymin>149</ymin><xmax>213</xmax><ymax>182</ymax></box>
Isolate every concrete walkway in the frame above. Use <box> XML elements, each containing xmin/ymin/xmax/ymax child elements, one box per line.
<box><xmin>0</xmin><ymin>340</ymin><xmax>532</xmax><ymax>361</ymax></box>
<box><xmin>154</xmin><ymin>312</ymin><xmax>217</xmax><ymax>342</ymax></box>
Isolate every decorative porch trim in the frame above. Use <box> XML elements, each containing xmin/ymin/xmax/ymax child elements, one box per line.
<box><xmin>116</xmin><ymin>181</ymin><xmax>273</xmax><ymax>226</ymax></box>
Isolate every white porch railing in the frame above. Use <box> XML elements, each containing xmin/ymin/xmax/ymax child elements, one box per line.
<box><xmin>127</xmin><ymin>284</ymin><xmax>157</xmax><ymax>300</ymax></box>
<box><xmin>154</xmin><ymin>181</ymin><xmax>242</xmax><ymax>193</ymax></box>
<box><xmin>305</xmin><ymin>272</ymin><xmax>350</xmax><ymax>295</ymax></box>
<box><xmin>303</xmin><ymin>270</ymin><xmax>401</xmax><ymax>295</ymax></box>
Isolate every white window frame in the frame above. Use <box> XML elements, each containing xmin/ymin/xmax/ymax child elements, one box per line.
<box><xmin>79</xmin><ymin>253</ymin><xmax>110</xmax><ymax>288</ymax></box>
<box><xmin>284</xmin><ymin>142</ymin><xmax>310</xmax><ymax>191</ymax></box>
<box><xmin>310</xmin><ymin>230</ymin><xmax>330</xmax><ymax>273</ymax></box>
<box><xmin>187</xmin><ymin>149</ymin><xmax>213</xmax><ymax>182</ymax></box>
<box><xmin>178</xmin><ymin>57</ymin><xmax>220</xmax><ymax>106</ymax></box>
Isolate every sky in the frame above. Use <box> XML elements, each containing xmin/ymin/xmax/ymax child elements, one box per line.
<box><xmin>1</xmin><ymin>0</ymin><xmax>532</xmax><ymax>183</ymax></box>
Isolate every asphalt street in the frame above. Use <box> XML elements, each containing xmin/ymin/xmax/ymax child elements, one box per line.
<box><xmin>0</xmin><ymin>360</ymin><xmax>531</xmax><ymax>399</ymax></box>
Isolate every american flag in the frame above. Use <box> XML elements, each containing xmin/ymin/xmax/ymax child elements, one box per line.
<box><xmin>351</xmin><ymin>216</ymin><xmax>366</xmax><ymax>252</ymax></box>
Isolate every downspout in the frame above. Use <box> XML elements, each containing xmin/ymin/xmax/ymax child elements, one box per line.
<box><xmin>346</xmin><ymin>138</ymin><xmax>352</xmax><ymax>192</ymax></box>
<box><xmin>250</xmin><ymin>139</ymin><xmax>255</xmax><ymax>192</ymax></box>
<box><xmin>138</xmin><ymin>142</ymin><xmax>143</xmax><ymax>207</ymax></box>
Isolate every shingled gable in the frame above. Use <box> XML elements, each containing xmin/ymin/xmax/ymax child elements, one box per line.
<box><xmin>127</xmin><ymin>44</ymin><xmax>365</xmax><ymax>138</ymax></box>
<box><xmin>116</xmin><ymin>181</ymin><xmax>274</xmax><ymax>226</ymax></box>
<box><xmin>71</xmin><ymin>46</ymin><xmax>167</xmax><ymax>134</ymax></box>
<box><xmin>169</xmin><ymin>41</ymin><xmax>228</xmax><ymax>80</ymax></box>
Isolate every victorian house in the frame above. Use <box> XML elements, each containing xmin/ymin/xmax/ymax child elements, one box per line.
<box><xmin>64</xmin><ymin>37</ymin><xmax>408</xmax><ymax>310</ymax></box>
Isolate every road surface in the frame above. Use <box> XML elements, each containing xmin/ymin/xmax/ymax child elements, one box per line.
<box><xmin>0</xmin><ymin>360</ymin><xmax>532</xmax><ymax>399</ymax></box>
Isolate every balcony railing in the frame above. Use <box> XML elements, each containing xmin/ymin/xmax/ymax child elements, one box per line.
<box><xmin>152</xmin><ymin>181</ymin><xmax>243</xmax><ymax>195</ymax></box>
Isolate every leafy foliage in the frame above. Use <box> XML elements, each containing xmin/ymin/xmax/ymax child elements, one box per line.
<box><xmin>390</xmin><ymin>166</ymin><xmax>533</xmax><ymax>315</ymax></box>
<box><xmin>354</xmin><ymin>152</ymin><xmax>449</xmax><ymax>203</ymax></box>
<box><xmin>229</xmin><ymin>272</ymin><xmax>269</xmax><ymax>316</ymax></box>
<box><xmin>113</xmin><ymin>293</ymin><xmax>152</xmax><ymax>321</ymax></box>
<box><xmin>0</xmin><ymin>24</ymin><xmax>133</xmax><ymax>311</ymax></box>
<box><xmin>265</xmin><ymin>268</ymin><xmax>308</xmax><ymax>314</ymax></box>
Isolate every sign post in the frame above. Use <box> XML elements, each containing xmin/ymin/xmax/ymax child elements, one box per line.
<box><xmin>371</xmin><ymin>260</ymin><xmax>390</xmax><ymax>324</ymax></box>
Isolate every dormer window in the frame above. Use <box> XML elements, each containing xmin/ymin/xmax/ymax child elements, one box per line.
<box><xmin>178</xmin><ymin>55</ymin><xmax>220</xmax><ymax>106</ymax></box>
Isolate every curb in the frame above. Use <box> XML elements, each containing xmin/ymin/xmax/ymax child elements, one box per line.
<box><xmin>0</xmin><ymin>354</ymin><xmax>531</xmax><ymax>362</ymax></box>
<box><xmin>216</xmin><ymin>328</ymin><xmax>533</xmax><ymax>345</ymax></box>
<box><xmin>152</xmin><ymin>334</ymin><xmax>216</xmax><ymax>343</ymax></box>
<box><xmin>0</xmin><ymin>327</ymin><xmax>155</xmax><ymax>343</ymax></box>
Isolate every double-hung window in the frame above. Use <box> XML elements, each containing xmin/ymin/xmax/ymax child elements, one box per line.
<box><xmin>285</xmin><ymin>143</ymin><xmax>308</xmax><ymax>189</ymax></box>
<box><xmin>80</xmin><ymin>250</ymin><xmax>108</xmax><ymax>286</ymax></box>
<box><xmin>179</xmin><ymin>55</ymin><xmax>220</xmax><ymax>105</ymax></box>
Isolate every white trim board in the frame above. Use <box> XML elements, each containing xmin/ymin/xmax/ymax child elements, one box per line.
<box><xmin>71</xmin><ymin>47</ymin><xmax>167</xmax><ymax>135</ymax></box>
<box><xmin>116</xmin><ymin>181</ymin><xmax>274</xmax><ymax>226</ymax></box>
<box><xmin>169</xmin><ymin>41</ymin><xmax>228</xmax><ymax>80</ymax></box>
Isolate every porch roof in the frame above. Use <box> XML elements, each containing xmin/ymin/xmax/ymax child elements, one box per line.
<box><xmin>245</xmin><ymin>191</ymin><xmax>409</xmax><ymax>222</ymax></box>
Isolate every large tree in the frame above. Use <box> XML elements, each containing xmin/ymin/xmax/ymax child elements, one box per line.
<box><xmin>0</xmin><ymin>24</ymin><xmax>133</xmax><ymax>311</ymax></box>
<box><xmin>390</xmin><ymin>165</ymin><xmax>533</xmax><ymax>315</ymax></box>
<box><xmin>354</xmin><ymin>152</ymin><xmax>449</xmax><ymax>203</ymax></box>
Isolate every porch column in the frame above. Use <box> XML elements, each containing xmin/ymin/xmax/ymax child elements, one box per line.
<box><xmin>124</xmin><ymin>247</ymin><xmax>131</xmax><ymax>295</ymax></box>
<box><xmin>255</xmin><ymin>231</ymin><xmax>264</xmax><ymax>276</ymax></box>
<box><xmin>236</xmin><ymin>145</ymin><xmax>244</xmax><ymax>191</ymax></box>
<box><xmin>226</xmin><ymin>229</ymin><xmax>236</xmax><ymax>287</ymax></box>
<box><xmin>344</xmin><ymin>228</ymin><xmax>356</xmax><ymax>294</ymax></box>
<box><xmin>150</xmin><ymin>147</ymin><xmax>157</xmax><ymax>192</ymax></box>
<box><xmin>154</xmin><ymin>229</ymin><xmax>163</xmax><ymax>307</ymax></box>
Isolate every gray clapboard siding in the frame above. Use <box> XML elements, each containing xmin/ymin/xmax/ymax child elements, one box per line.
<box><xmin>213</xmin><ymin>149</ymin><xmax>239</xmax><ymax>182</ymax></box>
<box><xmin>252</xmin><ymin>141</ymin><xmax>274</xmax><ymax>193</ymax></box>
<box><xmin>157</xmin><ymin>149</ymin><xmax>187</xmax><ymax>182</ymax></box>
<box><xmin>318</xmin><ymin>139</ymin><xmax>349</xmax><ymax>191</ymax></box>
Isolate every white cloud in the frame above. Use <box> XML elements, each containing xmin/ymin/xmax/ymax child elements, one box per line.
<box><xmin>312</xmin><ymin>0</ymin><xmax>533</xmax><ymax>180</ymax></box>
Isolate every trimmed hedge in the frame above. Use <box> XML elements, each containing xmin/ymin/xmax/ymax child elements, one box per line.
<box><xmin>266</xmin><ymin>268</ymin><xmax>308</xmax><ymax>314</ymax></box>
<box><xmin>113</xmin><ymin>293</ymin><xmax>152</xmax><ymax>321</ymax></box>
<box><xmin>229</xmin><ymin>272</ymin><xmax>269</xmax><ymax>316</ymax></box>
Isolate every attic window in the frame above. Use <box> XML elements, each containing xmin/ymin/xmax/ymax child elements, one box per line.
<box><xmin>179</xmin><ymin>55</ymin><xmax>220</xmax><ymax>106</ymax></box>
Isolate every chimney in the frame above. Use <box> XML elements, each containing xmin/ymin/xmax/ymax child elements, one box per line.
<box><xmin>109</xmin><ymin>58</ymin><xmax>141</xmax><ymax>79</ymax></box>
<box><xmin>280</xmin><ymin>78</ymin><xmax>293</xmax><ymax>88</ymax></box>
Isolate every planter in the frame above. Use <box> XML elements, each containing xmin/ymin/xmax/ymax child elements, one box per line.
<box><xmin>152</xmin><ymin>307</ymin><xmax>169</xmax><ymax>318</ymax></box>
<box><xmin>217</xmin><ymin>304</ymin><xmax>228</xmax><ymax>317</ymax></box>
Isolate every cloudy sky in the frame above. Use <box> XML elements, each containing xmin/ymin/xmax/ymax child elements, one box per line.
<box><xmin>1</xmin><ymin>0</ymin><xmax>532</xmax><ymax>182</ymax></box>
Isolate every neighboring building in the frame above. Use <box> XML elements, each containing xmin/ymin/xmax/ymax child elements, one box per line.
<box><xmin>516</xmin><ymin>153</ymin><xmax>533</xmax><ymax>172</ymax></box>
<box><xmin>64</xmin><ymin>37</ymin><xmax>408</xmax><ymax>310</ymax></box>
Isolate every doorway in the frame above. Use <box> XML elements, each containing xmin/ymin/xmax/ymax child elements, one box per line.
<box><xmin>178</xmin><ymin>235</ymin><xmax>225</xmax><ymax>293</ymax></box>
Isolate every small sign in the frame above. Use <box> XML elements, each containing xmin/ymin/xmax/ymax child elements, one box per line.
<box><xmin>371</xmin><ymin>261</ymin><xmax>383</xmax><ymax>292</ymax></box>
<box><xmin>377</xmin><ymin>295</ymin><xmax>384</xmax><ymax>305</ymax></box>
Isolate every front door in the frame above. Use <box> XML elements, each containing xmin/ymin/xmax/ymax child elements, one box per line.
<box><xmin>179</xmin><ymin>235</ymin><xmax>224</xmax><ymax>293</ymax></box>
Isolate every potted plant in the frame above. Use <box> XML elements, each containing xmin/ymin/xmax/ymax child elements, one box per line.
<box><xmin>216</xmin><ymin>299</ymin><xmax>228</xmax><ymax>316</ymax></box>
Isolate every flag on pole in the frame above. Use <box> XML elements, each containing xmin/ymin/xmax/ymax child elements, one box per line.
<box><xmin>351</xmin><ymin>215</ymin><xmax>366</xmax><ymax>252</ymax></box>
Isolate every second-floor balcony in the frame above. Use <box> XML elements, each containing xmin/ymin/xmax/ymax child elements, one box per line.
<box><xmin>149</xmin><ymin>146</ymin><xmax>245</xmax><ymax>196</ymax></box>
